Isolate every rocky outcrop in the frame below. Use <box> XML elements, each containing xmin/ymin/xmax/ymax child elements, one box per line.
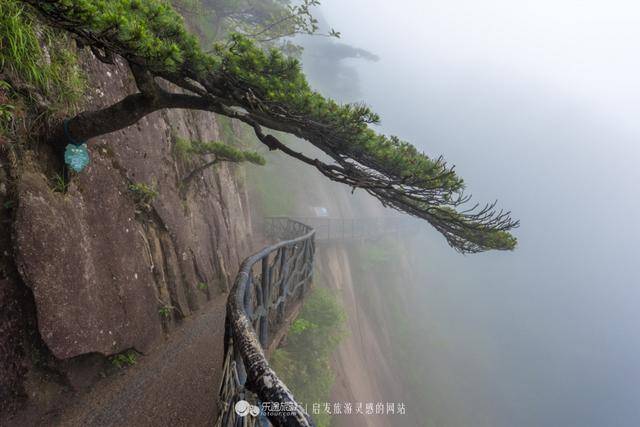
<box><xmin>14</xmin><ymin>170</ymin><xmax>162</xmax><ymax>358</ymax></box>
<box><xmin>12</xmin><ymin>53</ymin><xmax>253</xmax><ymax>359</ymax></box>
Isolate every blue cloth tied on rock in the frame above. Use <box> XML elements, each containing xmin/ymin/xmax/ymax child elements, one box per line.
<box><xmin>63</xmin><ymin>119</ymin><xmax>90</xmax><ymax>172</ymax></box>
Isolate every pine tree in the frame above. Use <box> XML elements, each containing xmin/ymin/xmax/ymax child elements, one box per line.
<box><xmin>21</xmin><ymin>0</ymin><xmax>518</xmax><ymax>253</ymax></box>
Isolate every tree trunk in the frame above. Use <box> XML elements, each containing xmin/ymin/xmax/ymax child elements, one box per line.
<box><xmin>63</xmin><ymin>94</ymin><xmax>158</xmax><ymax>144</ymax></box>
<box><xmin>50</xmin><ymin>91</ymin><xmax>214</xmax><ymax>154</ymax></box>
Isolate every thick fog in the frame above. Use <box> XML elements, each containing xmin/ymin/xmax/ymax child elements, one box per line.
<box><xmin>302</xmin><ymin>1</ymin><xmax>640</xmax><ymax>426</ymax></box>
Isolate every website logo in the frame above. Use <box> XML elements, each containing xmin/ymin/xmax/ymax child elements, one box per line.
<box><xmin>235</xmin><ymin>400</ymin><xmax>260</xmax><ymax>417</ymax></box>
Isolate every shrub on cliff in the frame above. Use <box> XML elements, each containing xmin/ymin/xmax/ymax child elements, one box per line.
<box><xmin>174</xmin><ymin>136</ymin><xmax>264</xmax><ymax>189</ymax></box>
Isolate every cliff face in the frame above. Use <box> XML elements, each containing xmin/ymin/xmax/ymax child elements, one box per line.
<box><xmin>2</xmin><ymin>49</ymin><xmax>254</xmax><ymax>414</ymax></box>
<box><xmin>314</xmin><ymin>244</ymin><xmax>410</xmax><ymax>427</ymax></box>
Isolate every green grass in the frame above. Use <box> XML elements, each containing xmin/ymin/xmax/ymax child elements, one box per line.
<box><xmin>109</xmin><ymin>350</ymin><xmax>137</xmax><ymax>368</ymax></box>
<box><xmin>0</xmin><ymin>80</ymin><xmax>15</xmax><ymax>137</ymax></box>
<box><xmin>0</xmin><ymin>101</ymin><xmax>14</xmax><ymax>126</ymax></box>
<box><xmin>0</xmin><ymin>0</ymin><xmax>86</xmax><ymax>154</ymax></box>
<box><xmin>0</xmin><ymin>1</ymin><xmax>48</xmax><ymax>90</ymax></box>
<box><xmin>45</xmin><ymin>39</ymin><xmax>86</xmax><ymax>114</ymax></box>
<box><xmin>128</xmin><ymin>182</ymin><xmax>158</xmax><ymax>207</ymax></box>
<box><xmin>51</xmin><ymin>173</ymin><xmax>68</xmax><ymax>193</ymax></box>
<box><xmin>0</xmin><ymin>0</ymin><xmax>85</xmax><ymax>116</ymax></box>
<box><xmin>158</xmin><ymin>305</ymin><xmax>172</xmax><ymax>318</ymax></box>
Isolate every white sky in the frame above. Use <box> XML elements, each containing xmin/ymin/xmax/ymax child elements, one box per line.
<box><xmin>310</xmin><ymin>2</ymin><xmax>640</xmax><ymax>425</ymax></box>
<box><xmin>320</xmin><ymin>0</ymin><xmax>640</xmax><ymax>133</ymax></box>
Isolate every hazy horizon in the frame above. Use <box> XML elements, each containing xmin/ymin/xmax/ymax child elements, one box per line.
<box><xmin>300</xmin><ymin>1</ymin><xmax>640</xmax><ymax>425</ymax></box>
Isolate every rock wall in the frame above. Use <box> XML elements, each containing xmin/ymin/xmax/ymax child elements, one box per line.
<box><xmin>13</xmin><ymin>53</ymin><xmax>254</xmax><ymax>360</ymax></box>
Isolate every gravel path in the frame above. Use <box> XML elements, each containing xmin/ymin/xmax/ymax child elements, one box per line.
<box><xmin>54</xmin><ymin>296</ymin><xmax>227</xmax><ymax>427</ymax></box>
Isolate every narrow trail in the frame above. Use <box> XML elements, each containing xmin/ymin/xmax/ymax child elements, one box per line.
<box><xmin>48</xmin><ymin>296</ymin><xmax>227</xmax><ymax>427</ymax></box>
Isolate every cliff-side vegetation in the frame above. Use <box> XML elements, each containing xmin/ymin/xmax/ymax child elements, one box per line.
<box><xmin>271</xmin><ymin>286</ymin><xmax>347</xmax><ymax>427</ymax></box>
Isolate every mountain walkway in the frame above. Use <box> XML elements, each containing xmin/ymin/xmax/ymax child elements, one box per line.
<box><xmin>215</xmin><ymin>216</ymin><xmax>409</xmax><ymax>427</ymax></box>
<box><xmin>11</xmin><ymin>217</ymin><xmax>404</xmax><ymax>427</ymax></box>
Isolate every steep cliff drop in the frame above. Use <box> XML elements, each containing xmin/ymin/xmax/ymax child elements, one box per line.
<box><xmin>314</xmin><ymin>244</ymin><xmax>407</xmax><ymax>427</ymax></box>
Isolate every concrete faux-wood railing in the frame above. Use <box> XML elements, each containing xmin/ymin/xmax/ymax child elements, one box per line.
<box><xmin>215</xmin><ymin>216</ymin><xmax>409</xmax><ymax>426</ymax></box>
<box><xmin>215</xmin><ymin>218</ymin><xmax>316</xmax><ymax>427</ymax></box>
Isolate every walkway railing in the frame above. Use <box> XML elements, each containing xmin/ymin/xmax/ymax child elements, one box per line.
<box><xmin>216</xmin><ymin>219</ymin><xmax>316</xmax><ymax>427</ymax></box>
<box><xmin>216</xmin><ymin>216</ymin><xmax>410</xmax><ymax>426</ymax></box>
<box><xmin>276</xmin><ymin>216</ymin><xmax>411</xmax><ymax>242</ymax></box>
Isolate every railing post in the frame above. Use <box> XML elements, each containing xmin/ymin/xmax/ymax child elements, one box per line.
<box><xmin>277</xmin><ymin>248</ymin><xmax>286</xmax><ymax>322</ymax></box>
<box><xmin>260</xmin><ymin>257</ymin><xmax>270</xmax><ymax>348</ymax></box>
